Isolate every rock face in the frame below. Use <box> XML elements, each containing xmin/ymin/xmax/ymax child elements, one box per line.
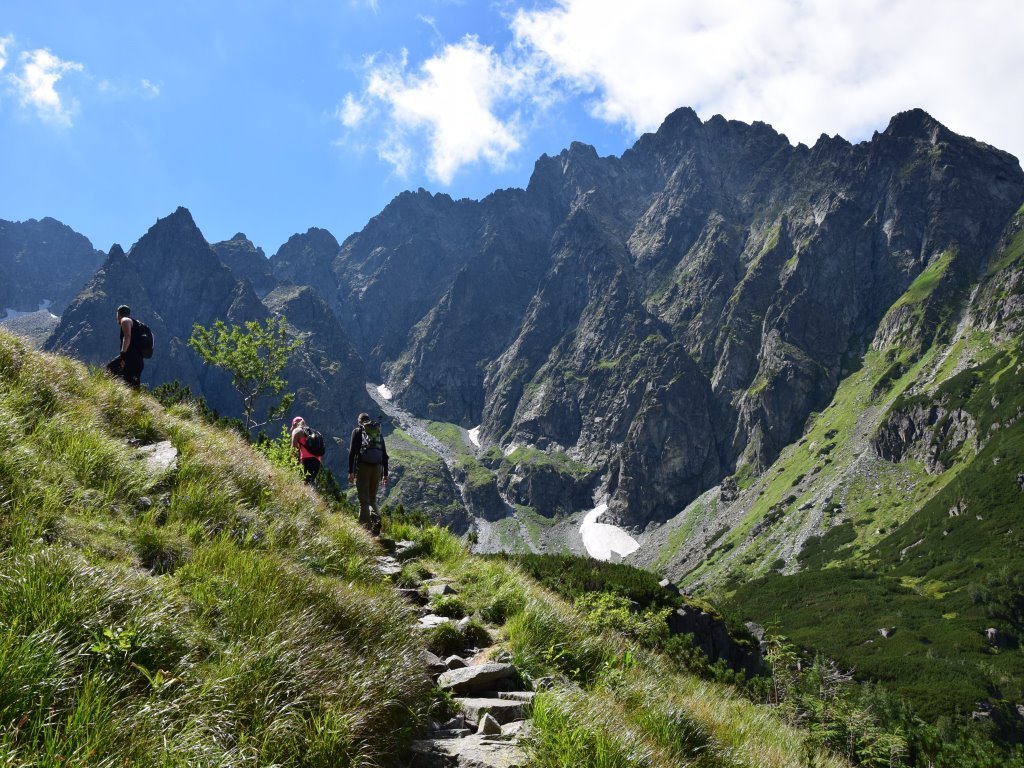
<box><xmin>46</xmin><ymin>207</ymin><xmax>372</xmax><ymax>476</ymax></box>
<box><xmin>265</xmin><ymin>108</ymin><xmax>1024</xmax><ymax>528</ymax></box>
<box><xmin>0</xmin><ymin>217</ymin><xmax>105</xmax><ymax>314</ymax></box>
<box><xmin>211</xmin><ymin>233</ymin><xmax>277</xmax><ymax>298</ymax></box>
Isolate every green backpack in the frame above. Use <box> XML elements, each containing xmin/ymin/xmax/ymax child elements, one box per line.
<box><xmin>359</xmin><ymin>422</ymin><xmax>384</xmax><ymax>464</ymax></box>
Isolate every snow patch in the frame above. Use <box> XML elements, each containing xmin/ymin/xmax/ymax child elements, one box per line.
<box><xmin>1</xmin><ymin>300</ymin><xmax>57</xmax><ymax>321</ymax></box>
<box><xmin>580</xmin><ymin>503</ymin><xmax>639</xmax><ymax>562</ymax></box>
<box><xmin>376</xmin><ymin>384</ymin><xmax>393</xmax><ymax>400</ymax></box>
<box><xmin>468</xmin><ymin>426</ymin><xmax>481</xmax><ymax>447</ymax></box>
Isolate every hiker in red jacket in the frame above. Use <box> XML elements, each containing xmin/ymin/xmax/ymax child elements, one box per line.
<box><xmin>291</xmin><ymin>416</ymin><xmax>322</xmax><ymax>485</ymax></box>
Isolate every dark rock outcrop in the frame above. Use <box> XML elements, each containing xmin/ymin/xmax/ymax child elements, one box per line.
<box><xmin>212</xmin><ymin>233</ymin><xmax>277</xmax><ymax>297</ymax></box>
<box><xmin>0</xmin><ymin>217</ymin><xmax>105</xmax><ymax>314</ymax></box>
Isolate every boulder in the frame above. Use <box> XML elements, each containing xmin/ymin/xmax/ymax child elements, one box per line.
<box><xmin>457</xmin><ymin>697</ymin><xmax>527</xmax><ymax>728</ymax></box>
<box><xmin>437</xmin><ymin>663</ymin><xmax>516</xmax><ymax>694</ymax></box>
<box><xmin>410</xmin><ymin>733</ymin><xmax>527</xmax><ymax>767</ymax></box>
<box><xmin>137</xmin><ymin>440</ymin><xmax>178</xmax><ymax>476</ymax></box>
<box><xmin>477</xmin><ymin>713</ymin><xmax>503</xmax><ymax>735</ymax></box>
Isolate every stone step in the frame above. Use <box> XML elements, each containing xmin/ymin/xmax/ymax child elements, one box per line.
<box><xmin>456</xmin><ymin>697</ymin><xmax>527</xmax><ymax>728</ymax></box>
<box><xmin>374</xmin><ymin>555</ymin><xmax>402</xmax><ymax>580</ymax></box>
<box><xmin>411</xmin><ymin>733</ymin><xmax>527</xmax><ymax>768</ymax></box>
<box><xmin>437</xmin><ymin>662</ymin><xmax>516</xmax><ymax>694</ymax></box>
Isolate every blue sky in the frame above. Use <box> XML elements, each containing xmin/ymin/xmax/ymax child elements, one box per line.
<box><xmin>2</xmin><ymin>1</ymin><xmax>1022</xmax><ymax>257</ymax></box>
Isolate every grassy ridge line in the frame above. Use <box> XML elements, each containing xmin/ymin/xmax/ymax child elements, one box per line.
<box><xmin>0</xmin><ymin>330</ymin><xmax>847</xmax><ymax>767</ymax></box>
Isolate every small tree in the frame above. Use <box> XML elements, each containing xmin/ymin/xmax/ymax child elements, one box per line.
<box><xmin>188</xmin><ymin>315</ymin><xmax>302</xmax><ymax>434</ymax></box>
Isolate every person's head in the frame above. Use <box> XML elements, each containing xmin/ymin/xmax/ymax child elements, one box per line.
<box><xmin>358</xmin><ymin>412</ymin><xmax>372</xmax><ymax>426</ymax></box>
<box><xmin>116</xmin><ymin>304</ymin><xmax>131</xmax><ymax>321</ymax></box>
<box><xmin>292</xmin><ymin>416</ymin><xmax>305</xmax><ymax>431</ymax></box>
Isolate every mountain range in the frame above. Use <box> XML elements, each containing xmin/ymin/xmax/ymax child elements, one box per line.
<box><xmin>4</xmin><ymin>105</ymin><xmax>1024</xmax><ymax>735</ymax></box>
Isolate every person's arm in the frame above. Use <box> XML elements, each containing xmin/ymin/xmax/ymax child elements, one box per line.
<box><xmin>120</xmin><ymin>317</ymin><xmax>133</xmax><ymax>355</ymax></box>
<box><xmin>381</xmin><ymin>436</ymin><xmax>389</xmax><ymax>485</ymax></box>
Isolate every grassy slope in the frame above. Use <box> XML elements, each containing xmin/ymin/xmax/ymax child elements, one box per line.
<box><xmin>0</xmin><ymin>329</ymin><xmax>848</xmax><ymax>768</ymax></box>
<box><xmin>673</xmin><ymin>229</ymin><xmax>1024</xmax><ymax>722</ymax></box>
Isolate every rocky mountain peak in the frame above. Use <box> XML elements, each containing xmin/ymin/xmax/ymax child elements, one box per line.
<box><xmin>881</xmin><ymin>107</ymin><xmax>941</xmax><ymax>140</ymax></box>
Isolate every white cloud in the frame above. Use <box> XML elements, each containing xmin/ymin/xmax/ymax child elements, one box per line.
<box><xmin>338</xmin><ymin>92</ymin><xmax>367</xmax><ymax>128</ymax></box>
<box><xmin>512</xmin><ymin>0</ymin><xmax>1024</xmax><ymax>160</ymax></box>
<box><xmin>8</xmin><ymin>48</ymin><xmax>83</xmax><ymax>126</ymax></box>
<box><xmin>0</xmin><ymin>35</ymin><xmax>10</xmax><ymax>74</ymax></box>
<box><xmin>357</xmin><ymin>36</ymin><xmax>534</xmax><ymax>183</ymax></box>
<box><xmin>141</xmin><ymin>79</ymin><xmax>160</xmax><ymax>98</ymax></box>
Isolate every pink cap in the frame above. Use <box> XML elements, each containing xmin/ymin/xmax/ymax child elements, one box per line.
<box><xmin>292</xmin><ymin>416</ymin><xmax>303</xmax><ymax>426</ymax></box>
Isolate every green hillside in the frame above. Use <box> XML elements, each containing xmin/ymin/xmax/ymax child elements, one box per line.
<box><xmin>0</xmin><ymin>329</ymin><xmax>851</xmax><ymax>768</ymax></box>
<box><xmin>645</xmin><ymin>215</ymin><xmax>1024</xmax><ymax>759</ymax></box>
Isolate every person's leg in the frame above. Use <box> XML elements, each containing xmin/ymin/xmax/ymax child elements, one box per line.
<box><xmin>366</xmin><ymin>463</ymin><xmax>383</xmax><ymax>533</ymax></box>
<box><xmin>356</xmin><ymin>463</ymin><xmax>374</xmax><ymax>525</ymax></box>
<box><xmin>302</xmin><ymin>458</ymin><xmax>319</xmax><ymax>485</ymax></box>
<box><xmin>124</xmin><ymin>355</ymin><xmax>144</xmax><ymax>389</ymax></box>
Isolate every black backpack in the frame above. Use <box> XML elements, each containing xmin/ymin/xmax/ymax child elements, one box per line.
<box><xmin>132</xmin><ymin>320</ymin><xmax>155</xmax><ymax>359</ymax></box>
<box><xmin>359</xmin><ymin>422</ymin><xmax>384</xmax><ymax>464</ymax></box>
<box><xmin>302</xmin><ymin>427</ymin><xmax>326</xmax><ymax>457</ymax></box>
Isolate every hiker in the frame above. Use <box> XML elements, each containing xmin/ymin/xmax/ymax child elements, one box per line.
<box><xmin>291</xmin><ymin>416</ymin><xmax>324</xmax><ymax>485</ymax></box>
<box><xmin>105</xmin><ymin>304</ymin><xmax>144</xmax><ymax>388</ymax></box>
<box><xmin>348</xmin><ymin>412</ymin><xmax>388</xmax><ymax>534</ymax></box>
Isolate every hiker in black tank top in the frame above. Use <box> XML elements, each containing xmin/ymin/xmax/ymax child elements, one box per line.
<box><xmin>105</xmin><ymin>304</ymin><xmax>144</xmax><ymax>388</ymax></box>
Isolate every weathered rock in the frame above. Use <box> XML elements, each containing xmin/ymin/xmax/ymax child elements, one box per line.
<box><xmin>418</xmin><ymin>615</ymin><xmax>455</xmax><ymax>630</ymax></box>
<box><xmin>437</xmin><ymin>663</ymin><xmax>517</xmax><ymax>694</ymax></box>
<box><xmin>985</xmin><ymin>627</ymin><xmax>1013</xmax><ymax>648</ymax></box>
<box><xmin>878</xmin><ymin>627</ymin><xmax>896</xmax><ymax>639</ymax></box>
<box><xmin>137</xmin><ymin>441</ymin><xmax>178</xmax><ymax>476</ymax></box>
<box><xmin>375</xmin><ymin>556</ymin><xmax>403</xmax><ymax>580</ymax></box>
<box><xmin>423</xmin><ymin>650</ymin><xmax>448</xmax><ymax>675</ymax></box>
<box><xmin>477</xmin><ymin>713</ymin><xmax>503</xmax><ymax>735</ymax></box>
<box><xmin>457</xmin><ymin>697</ymin><xmax>527</xmax><ymax>728</ymax></box>
<box><xmin>411</xmin><ymin>732</ymin><xmax>527</xmax><ymax>768</ymax></box>
<box><xmin>445</xmin><ymin>655</ymin><xmax>469</xmax><ymax>670</ymax></box>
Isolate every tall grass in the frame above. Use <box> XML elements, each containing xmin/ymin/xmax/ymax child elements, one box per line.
<box><xmin>0</xmin><ymin>330</ymin><xmax>432</xmax><ymax>766</ymax></box>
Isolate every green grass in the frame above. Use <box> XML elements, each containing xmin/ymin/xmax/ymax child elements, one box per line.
<box><xmin>0</xmin><ymin>330</ymin><xmax>432</xmax><ymax>766</ymax></box>
<box><xmin>425</xmin><ymin>420</ymin><xmax>474</xmax><ymax>456</ymax></box>
<box><xmin>504</xmin><ymin>445</ymin><xmax>595</xmax><ymax>478</ymax></box>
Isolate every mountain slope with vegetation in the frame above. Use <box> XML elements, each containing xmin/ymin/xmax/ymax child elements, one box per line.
<box><xmin>631</xmin><ymin>206</ymin><xmax>1024</xmax><ymax>745</ymax></box>
<box><xmin>0</xmin><ymin>328</ymin><xmax>857</xmax><ymax>768</ymax></box>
